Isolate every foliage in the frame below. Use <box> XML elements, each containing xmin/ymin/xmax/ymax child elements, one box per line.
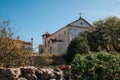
<box><xmin>71</xmin><ymin>52</ymin><xmax>120</xmax><ymax>80</ymax></box>
<box><xmin>52</xmin><ymin>54</ymin><xmax>66</xmax><ymax>65</ymax></box>
<box><xmin>88</xmin><ymin>16</ymin><xmax>120</xmax><ymax>52</ymax></box>
<box><xmin>65</xmin><ymin>37</ymin><xmax>89</xmax><ymax>64</ymax></box>
<box><xmin>0</xmin><ymin>19</ymin><xmax>13</xmax><ymax>38</ymax></box>
<box><xmin>40</xmin><ymin>53</ymin><xmax>53</xmax><ymax>66</ymax></box>
<box><xmin>29</xmin><ymin>53</ymin><xmax>66</xmax><ymax>68</ymax></box>
<box><xmin>64</xmin><ymin>16</ymin><xmax>120</xmax><ymax>79</ymax></box>
<box><xmin>65</xmin><ymin>16</ymin><xmax>120</xmax><ymax>64</ymax></box>
<box><xmin>30</xmin><ymin>53</ymin><xmax>53</xmax><ymax>68</ymax></box>
<box><xmin>0</xmin><ymin>18</ymin><xmax>29</xmax><ymax>67</ymax></box>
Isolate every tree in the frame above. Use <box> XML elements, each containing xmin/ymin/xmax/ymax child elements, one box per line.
<box><xmin>0</xmin><ymin>18</ymin><xmax>28</xmax><ymax>67</ymax></box>
<box><xmin>87</xmin><ymin>26</ymin><xmax>110</xmax><ymax>51</ymax></box>
<box><xmin>88</xmin><ymin>16</ymin><xmax>120</xmax><ymax>52</ymax></box>
<box><xmin>65</xmin><ymin>36</ymin><xmax>90</xmax><ymax>64</ymax></box>
<box><xmin>64</xmin><ymin>16</ymin><xmax>120</xmax><ymax>64</ymax></box>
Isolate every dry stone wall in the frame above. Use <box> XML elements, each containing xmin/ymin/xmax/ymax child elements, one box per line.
<box><xmin>0</xmin><ymin>66</ymin><xmax>65</xmax><ymax>80</ymax></box>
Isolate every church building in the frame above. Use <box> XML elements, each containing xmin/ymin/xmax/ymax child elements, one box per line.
<box><xmin>42</xmin><ymin>16</ymin><xmax>92</xmax><ymax>54</ymax></box>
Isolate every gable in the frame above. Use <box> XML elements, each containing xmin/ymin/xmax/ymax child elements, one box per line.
<box><xmin>69</xmin><ymin>18</ymin><xmax>91</xmax><ymax>28</ymax></box>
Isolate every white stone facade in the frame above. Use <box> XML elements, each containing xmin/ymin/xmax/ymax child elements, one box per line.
<box><xmin>42</xmin><ymin>17</ymin><xmax>91</xmax><ymax>54</ymax></box>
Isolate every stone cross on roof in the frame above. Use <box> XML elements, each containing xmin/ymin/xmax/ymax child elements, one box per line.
<box><xmin>79</xmin><ymin>13</ymin><xmax>82</xmax><ymax>19</ymax></box>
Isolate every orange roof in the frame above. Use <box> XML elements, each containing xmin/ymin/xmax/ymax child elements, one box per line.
<box><xmin>42</xmin><ymin>32</ymin><xmax>51</xmax><ymax>37</ymax></box>
<box><xmin>14</xmin><ymin>39</ymin><xmax>32</xmax><ymax>45</ymax></box>
<box><xmin>22</xmin><ymin>41</ymin><xmax>32</xmax><ymax>45</ymax></box>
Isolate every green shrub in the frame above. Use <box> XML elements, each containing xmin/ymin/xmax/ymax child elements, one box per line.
<box><xmin>71</xmin><ymin>52</ymin><xmax>120</xmax><ymax>80</ymax></box>
<box><xmin>65</xmin><ymin>37</ymin><xmax>89</xmax><ymax>64</ymax></box>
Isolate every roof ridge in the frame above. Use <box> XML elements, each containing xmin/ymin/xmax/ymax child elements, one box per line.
<box><xmin>69</xmin><ymin>17</ymin><xmax>92</xmax><ymax>26</ymax></box>
<box><xmin>42</xmin><ymin>17</ymin><xmax>92</xmax><ymax>38</ymax></box>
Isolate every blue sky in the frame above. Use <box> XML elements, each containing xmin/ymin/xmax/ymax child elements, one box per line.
<box><xmin>0</xmin><ymin>0</ymin><xmax>120</xmax><ymax>51</ymax></box>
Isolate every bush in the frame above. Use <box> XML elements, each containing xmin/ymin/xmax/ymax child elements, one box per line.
<box><xmin>65</xmin><ymin>37</ymin><xmax>89</xmax><ymax>64</ymax></box>
<box><xmin>71</xmin><ymin>52</ymin><xmax>120</xmax><ymax>80</ymax></box>
<box><xmin>28</xmin><ymin>53</ymin><xmax>53</xmax><ymax>68</ymax></box>
<box><xmin>40</xmin><ymin>53</ymin><xmax>53</xmax><ymax>66</ymax></box>
<box><xmin>0</xmin><ymin>51</ymin><xmax>29</xmax><ymax>68</ymax></box>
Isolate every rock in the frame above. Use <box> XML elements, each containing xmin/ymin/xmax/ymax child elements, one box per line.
<box><xmin>0</xmin><ymin>68</ymin><xmax>21</xmax><ymax>80</ymax></box>
<box><xmin>54</xmin><ymin>67</ymin><xmax>64</xmax><ymax>80</ymax></box>
<box><xmin>18</xmin><ymin>77</ymin><xmax>28</xmax><ymax>80</ymax></box>
<box><xmin>6</xmin><ymin>68</ymin><xmax>21</xmax><ymax>80</ymax></box>
<box><xmin>58</xmin><ymin>65</ymin><xmax>72</xmax><ymax>80</ymax></box>
<box><xmin>0</xmin><ymin>66</ymin><xmax>65</xmax><ymax>80</ymax></box>
<box><xmin>58</xmin><ymin>65</ymin><xmax>71</xmax><ymax>70</ymax></box>
<box><xmin>20</xmin><ymin>66</ymin><xmax>37</xmax><ymax>80</ymax></box>
<box><xmin>39</xmin><ymin>68</ymin><xmax>55</xmax><ymax>80</ymax></box>
<box><xmin>0</xmin><ymin>68</ymin><xmax>9</xmax><ymax>80</ymax></box>
<box><xmin>35</xmin><ymin>69</ymin><xmax>43</xmax><ymax>80</ymax></box>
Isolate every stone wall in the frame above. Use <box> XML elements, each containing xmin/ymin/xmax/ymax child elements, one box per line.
<box><xmin>0</xmin><ymin>66</ymin><xmax>66</xmax><ymax>80</ymax></box>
